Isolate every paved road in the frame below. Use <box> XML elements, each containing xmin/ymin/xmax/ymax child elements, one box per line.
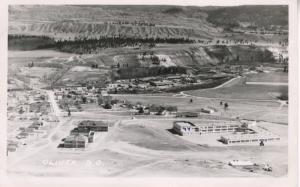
<box><xmin>46</xmin><ymin>90</ymin><xmax>62</xmax><ymax>117</ymax></box>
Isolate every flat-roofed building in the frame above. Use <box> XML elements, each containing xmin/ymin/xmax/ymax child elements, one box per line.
<box><xmin>78</xmin><ymin>120</ymin><xmax>108</xmax><ymax>132</ymax></box>
<box><xmin>228</xmin><ymin>160</ymin><xmax>254</xmax><ymax>166</ymax></box>
<box><xmin>176</xmin><ymin>112</ymin><xmax>198</xmax><ymax>118</ymax></box>
<box><xmin>197</xmin><ymin>123</ymin><xmax>240</xmax><ymax>134</ymax></box>
<box><xmin>70</xmin><ymin>127</ymin><xmax>95</xmax><ymax>143</ymax></box>
<box><xmin>64</xmin><ymin>134</ymin><xmax>87</xmax><ymax>148</ymax></box>
<box><xmin>220</xmin><ymin>133</ymin><xmax>280</xmax><ymax>144</ymax></box>
<box><xmin>173</xmin><ymin>121</ymin><xmax>241</xmax><ymax>136</ymax></box>
<box><xmin>173</xmin><ymin>121</ymin><xmax>200</xmax><ymax>136</ymax></box>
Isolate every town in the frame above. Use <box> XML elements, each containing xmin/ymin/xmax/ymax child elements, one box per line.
<box><xmin>6</xmin><ymin>4</ymin><xmax>289</xmax><ymax>178</ymax></box>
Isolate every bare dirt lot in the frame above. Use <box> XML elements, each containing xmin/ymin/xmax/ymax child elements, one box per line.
<box><xmin>7</xmin><ymin>117</ymin><xmax>287</xmax><ymax>177</ymax></box>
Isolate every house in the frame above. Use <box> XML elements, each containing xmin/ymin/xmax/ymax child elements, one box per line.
<box><xmin>7</xmin><ymin>145</ymin><xmax>17</xmax><ymax>152</ymax></box>
<box><xmin>98</xmin><ymin>90</ymin><xmax>112</xmax><ymax>106</ymax></box>
<box><xmin>63</xmin><ymin>134</ymin><xmax>87</xmax><ymax>148</ymax></box>
<box><xmin>16</xmin><ymin>132</ymin><xmax>29</xmax><ymax>139</ymax></box>
<box><xmin>55</xmin><ymin>93</ymin><xmax>63</xmax><ymax>100</ymax></box>
<box><xmin>24</xmin><ymin>127</ymin><xmax>34</xmax><ymax>133</ymax></box>
<box><xmin>68</xmin><ymin>106</ymin><xmax>78</xmax><ymax>112</ymax></box>
<box><xmin>108</xmin><ymin>84</ymin><xmax>119</xmax><ymax>90</ymax></box>
<box><xmin>7</xmin><ymin>140</ymin><xmax>19</xmax><ymax>152</ymax></box>
<box><xmin>28</xmin><ymin>124</ymin><xmax>40</xmax><ymax>130</ymax></box>
<box><xmin>201</xmin><ymin>108</ymin><xmax>215</xmax><ymax>114</ymax></box>
<box><xmin>149</xmin><ymin>80</ymin><xmax>173</xmax><ymax>88</ymax></box>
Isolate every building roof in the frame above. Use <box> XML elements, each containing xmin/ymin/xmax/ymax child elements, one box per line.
<box><xmin>64</xmin><ymin>134</ymin><xmax>87</xmax><ymax>142</ymax></box>
<box><xmin>221</xmin><ymin>132</ymin><xmax>280</xmax><ymax>141</ymax></box>
<box><xmin>174</xmin><ymin>121</ymin><xmax>195</xmax><ymax>127</ymax></box>
<box><xmin>32</xmin><ymin>120</ymin><xmax>42</xmax><ymax>126</ymax></box>
<box><xmin>78</xmin><ymin>120</ymin><xmax>108</xmax><ymax>127</ymax></box>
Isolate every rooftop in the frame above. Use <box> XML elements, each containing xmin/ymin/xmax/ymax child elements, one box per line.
<box><xmin>64</xmin><ymin>134</ymin><xmax>87</xmax><ymax>142</ymax></box>
<box><xmin>78</xmin><ymin>120</ymin><xmax>108</xmax><ymax>127</ymax></box>
<box><xmin>174</xmin><ymin>121</ymin><xmax>195</xmax><ymax>127</ymax></box>
<box><xmin>221</xmin><ymin>133</ymin><xmax>280</xmax><ymax>141</ymax></box>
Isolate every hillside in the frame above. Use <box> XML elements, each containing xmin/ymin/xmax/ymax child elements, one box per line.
<box><xmin>205</xmin><ymin>5</ymin><xmax>288</xmax><ymax>30</ymax></box>
<box><xmin>8</xmin><ymin>5</ymin><xmax>288</xmax><ymax>40</ymax></box>
<box><xmin>8</xmin><ymin>5</ymin><xmax>220</xmax><ymax>40</ymax></box>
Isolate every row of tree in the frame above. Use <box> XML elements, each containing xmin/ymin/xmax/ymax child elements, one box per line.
<box><xmin>9</xmin><ymin>34</ymin><xmax>195</xmax><ymax>54</ymax></box>
<box><xmin>54</xmin><ymin>36</ymin><xmax>195</xmax><ymax>54</ymax></box>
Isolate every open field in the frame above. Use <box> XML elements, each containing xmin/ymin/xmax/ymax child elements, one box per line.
<box><xmin>8</xmin><ymin>50</ymin><xmax>73</xmax><ymax>59</ymax></box>
<box><xmin>113</xmin><ymin>94</ymin><xmax>287</xmax><ymax>124</ymax></box>
<box><xmin>246</xmin><ymin>72</ymin><xmax>288</xmax><ymax>83</ymax></box>
<box><xmin>186</xmin><ymin>72</ymin><xmax>288</xmax><ymax>100</ymax></box>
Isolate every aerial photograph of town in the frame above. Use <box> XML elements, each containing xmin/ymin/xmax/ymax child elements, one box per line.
<box><xmin>7</xmin><ymin>4</ymin><xmax>288</xmax><ymax>177</ymax></box>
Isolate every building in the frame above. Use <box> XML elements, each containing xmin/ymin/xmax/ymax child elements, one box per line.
<box><xmin>70</xmin><ymin>127</ymin><xmax>90</xmax><ymax>136</ymax></box>
<box><xmin>70</xmin><ymin>127</ymin><xmax>95</xmax><ymax>143</ymax></box>
<box><xmin>173</xmin><ymin>121</ymin><xmax>240</xmax><ymax>136</ymax></box>
<box><xmin>98</xmin><ymin>90</ymin><xmax>112</xmax><ymax>105</ymax></box>
<box><xmin>7</xmin><ymin>140</ymin><xmax>18</xmax><ymax>152</ymax></box>
<box><xmin>173</xmin><ymin>121</ymin><xmax>200</xmax><ymax>136</ymax></box>
<box><xmin>228</xmin><ymin>160</ymin><xmax>254</xmax><ymax>166</ymax></box>
<box><xmin>176</xmin><ymin>112</ymin><xmax>198</xmax><ymax>118</ymax></box>
<box><xmin>108</xmin><ymin>83</ymin><xmax>119</xmax><ymax>90</ymax></box>
<box><xmin>220</xmin><ymin>133</ymin><xmax>280</xmax><ymax>145</ymax></box>
<box><xmin>77</xmin><ymin>120</ymin><xmax>108</xmax><ymax>132</ymax></box>
<box><xmin>7</xmin><ymin>145</ymin><xmax>17</xmax><ymax>152</ymax></box>
<box><xmin>201</xmin><ymin>108</ymin><xmax>215</xmax><ymax>114</ymax></box>
<box><xmin>63</xmin><ymin>134</ymin><xmax>87</xmax><ymax>148</ymax></box>
<box><xmin>197</xmin><ymin>123</ymin><xmax>240</xmax><ymax>134</ymax></box>
<box><xmin>16</xmin><ymin>132</ymin><xmax>29</xmax><ymax>139</ymax></box>
<box><xmin>31</xmin><ymin>121</ymin><xmax>44</xmax><ymax>128</ymax></box>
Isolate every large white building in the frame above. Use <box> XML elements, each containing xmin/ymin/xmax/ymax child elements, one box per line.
<box><xmin>172</xmin><ymin>121</ymin><xmax>240</xmax><ymax>136</ymax></box>
<box><xmin>220</xmin><ymin>126</ymin><xmax>280</xmax><ymax>145</ymax></box>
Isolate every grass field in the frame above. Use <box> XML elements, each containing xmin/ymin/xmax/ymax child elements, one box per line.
<box><xmin>186</xmin><ymin>72</ymin><xmax>288</xmax><ymax>100</ymax></box>
<box><xmin>246</xmin><ymin>72</ymin><xmax>288</xmax><ymax>82</ymax></box>
<box><xmin>113</xmin><ymin>93</ymin><xmax>287</xmax><ymax>124</ymax></box>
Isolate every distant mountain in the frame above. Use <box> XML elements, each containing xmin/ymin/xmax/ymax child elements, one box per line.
<box><xmin>204</xmin><ymin>5</ymin><xmax>288</xmax><ymax>30</ymax></box>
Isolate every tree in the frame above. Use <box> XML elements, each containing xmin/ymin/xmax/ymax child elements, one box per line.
<box><xmin>103</xmin><ymin>103</ymin><xmax>112</xmax><ymax>109</ymax></box>
<box><xmin>18</xmin><ymin>107</ymin><xmax>24</xmax><ymax>114</ymax></box>
<box><xmin>224</xmin><ymin>103</ymin><xmax>229</xmax><ymax>110</ymax></box>
<box><xmin>81</xmin><ymin>96</ymin><xmax>87</xmax><ymax>103</ymax></box>
<box><xmin>138</xmin><ymin>107</ymin><xmax>144</xmax><ymax>114</ymax></box>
